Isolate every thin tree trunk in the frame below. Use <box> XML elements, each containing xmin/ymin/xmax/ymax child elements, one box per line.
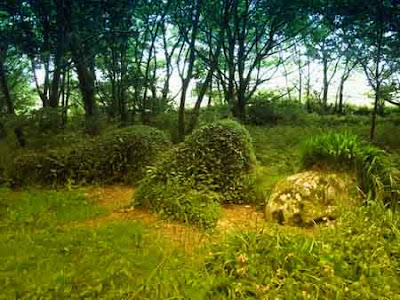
<box><xmin>322</xmin><ymin>54</ymin><xmax>328</xmax><ymax>111</ymax></box>
<box><xmin>338</xmin><ymin>79</ymin><xmax>344</xmax><ymax>114</ymax></box>
<box><xmin>186</xmin><ymin>70</ymin><xmax>213</xmax><ymax>134</ymax></box>
<box><xmin>31</xmin><ymin>59</ymin><xmax>49</xmax><ymax>107</ymax></box>
<box><xmin>207</xmin><ymin>77</ymin><xmax>212</xmax><ymax>107</ymax></box>
<box><xmin>178</xmin><ymin>0</ymin><xmax>202</xmax><ymax>142</ymax></box>
<box><xmin>74</xmin><ymin>55</ymin><xmax>96</xmax><ymax>117</ymax></box>
<box><xmin>370</xmin><ymin>82</ymin><xmax>380</xmax><ymax>141</ymax></box>
<box><xmin>0</xmin><ymin>62</ymin><xmax>14</xmax><ymax>114</ymax></box>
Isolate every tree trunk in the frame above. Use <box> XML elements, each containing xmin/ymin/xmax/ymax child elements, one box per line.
<box><xmin>306</xmin><ymin>60</ymin><xmax>311</xmax><ymax>112</ymax></box>
<box><xmin>0</xmin><ymin>57</ymin><xmax>26</xmax><ymax>147</ymax></box>
<box><xmin>338</xmin><ymin>79</ymin><xmax>344</xmax><ymax>114</ymax></box>
<box><xmin>370</xmin><ymin>82</ymin><xmax>380</xmax><ymax>141</ymax></box>
<box><xmin>31</xmin><ymin>59</ymin><xmax>49</xmax><ymax>107</ymax></box>
<box><xmin>207</xmin><ymin>77</ymin><xmax>212</xmax><ymax>107</ymax></box>
<box><xmin>74</xmin><ymin>55</ymin><xmax>96</xmax><ymax>117</ymax></box>
<box><xmin>186</xmin><ymin>70</ymin><xmax>213</xmax><ymax>134</ymax></box>
<box><xmin>322</xmin><ymin>55</ymin><xmax>328</xmax><ymax>112</ymax></box>
<box><xmin>120</xmin><ymin>45</ymin><xmax>128</xmax><ymax>124</ymax></box>
<box><xmin>0</xmin><ymin>62</ymin><xmax>14</xmax><ymax>114</ymax></box>
<box><xmin>236</xmin><ymin>89</ymin><xmax>246</xmax><ymax>121</ymax></box>
<box><xmin>177</xmin><ymin>0</ymin><xmax>202</xmax><ymax>142</ymax></box>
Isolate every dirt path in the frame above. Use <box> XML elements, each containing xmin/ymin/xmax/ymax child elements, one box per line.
<box><xmin>78</xmin><ymin>185</ymin><xmax>266</xmax><ymax>252</ymax></box>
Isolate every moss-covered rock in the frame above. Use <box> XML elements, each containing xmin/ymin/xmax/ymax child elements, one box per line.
<box><xmin>265</xmin><ymin>171</ymin><xmax>354</xmax><ymax>226</ymax></box>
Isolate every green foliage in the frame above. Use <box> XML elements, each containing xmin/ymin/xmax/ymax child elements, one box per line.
<box><xmin>136</xmin><ymin>179</ymin><xmax>221</xmax><ymax>229</ymax></box>
<box><xmin>136</xmin><ymin>120</ymin><xmax>256</xmax><ymax>228</ymax></box>
<box><xmin>301</xmin><ymin>131</ymin><xmax>360</xmax><ymax>170</ymax></box>
<box><xmin>148</xmin><ymin>111</ymin><xmax>180</xmax><ymax>142</ymax></box>
<box><xmin>142</xmin><ymin>119</ymin><xmax>255</xmax><ymax>196</ymax></box>
<box><xmin>204</xmin><ymin>202</ymin><xmax>400</xmax><ymax>299</ymax></box>
<box><xmin>247</xmin><ymin>91</ymin><xmax>306</xmax><ymax>125</ymax></box>
<box><xmin>0</xmin><ymin>188</ymin><xmax>195</xmax><ymax>299</ymax></box>
<box><xmin>29</xmin><ymin>108</ymin><xmax>66</xmax><ymax>133</ymax></box>
<box><xmin>10</xmin><ymin>126</ymin><xmax>170</xmax><ymax>187</ymax></box>
<box><xmin>356</xmin><ymin>147</ymin><xmax>400</xmax><ymax>204</ymax></box>
<box><xmin>301</xmin><ymin>131</ymin><xmax>400</xmax><ymax>203</ymax></box>
<box><xmin>175</xmin><ymin>119</ymin><xmax>255</xmax><ymax>185</ymax></box>
<box><xmin>197</xmin><ymin>104</ymin><xmax>232</xmax><ymax>126</ymax></box>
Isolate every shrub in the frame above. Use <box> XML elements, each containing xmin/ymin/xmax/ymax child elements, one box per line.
<box><xmin>247</xmin><ymin>91</ymin><xmax>306</xmax><ymax>125</ymax></box>
<box><xmin>197</xmin><ymin>104</ymin><xmax>232</xmax><ymax>126</ymax></box>
<box><xmin>136</xmin><ymin>179</ymin><xmax>221</xmax><ymax>229</ymax></box>
<box><xmin>301</xmin><ymin>131</ymin><xmax>400</xmax><ymax>204</ymax></box>
<box><xmin>136</xmin><ymin>120</ymin><xmax>257</xmax><ymax>228</ymax></box>
<box><xmin>10</xmin><ymin>126</ymin><xmax>170</xmax><ymax>187</ymax></box>
<box><xmin>148</xmin><ymin>111</ymin><xmax>179</xmax><ymax>141</ymax></box>
<box><xmin>144</xmin><ymin>119</ymin><xmax>255</xmax><ymax>196</ymax></box>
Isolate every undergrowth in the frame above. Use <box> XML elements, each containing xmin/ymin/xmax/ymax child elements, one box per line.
<box><xmin>301</xmin><ymin>131</ymin><xmax>400</xmax><ymax>204</ymax></box>
<box><xmin>204</xmin><ymin>201</ymin><xmax>400</xmax><ymax>299</ymax></box>
<box><xmin>1</xmin><ymin>187</ymin><xmax>400</xmax><ymax>299</ymax></box>
<box><xmin>136</xmin><ymin>120</ymin><xmax>257</xmax><ymax>229</ymax></box>
<box><xmin>9</xmin><ymin>126</ymin><xmax>170</xmax><ymax>187</ymax></box>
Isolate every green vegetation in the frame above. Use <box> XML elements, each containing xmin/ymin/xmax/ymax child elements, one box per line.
<box><xmin>9</xmin><ymin>126</ymin><xmax>170</xmax><ymax>187</ymax></box>
<box><xmin>136</xmin><ymin>120</ymin><xmax>256</xmax><ymax>228</ymax></box>
<box><xmin>301</xmin><ymin>131</ymin><xmax>362</xmax><ymax>170</ymax></box>
<box><xmin>1</xmin><ymin>0</ymin><xmax>400</xmax><ymax>297</ymax></box>
<box><xmin>205</xmin><ymin>202</ymin><xmax>400</xmax><ymax>299</ymax></box>
<box><xmin>301</xmin><ymin>131</ymin><xmax>400</xmax><ymax>203</ymax></box>
<box><xmin>1</xmin><ymin>182</ymin><xmax>400</xmax><ymax>298</ymax></box>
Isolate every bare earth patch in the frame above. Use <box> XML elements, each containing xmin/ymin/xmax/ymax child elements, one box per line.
<box><xmin>78</xmin><ymin>185</ymin><xmax>269</xmax><ymax>252</ymax></box>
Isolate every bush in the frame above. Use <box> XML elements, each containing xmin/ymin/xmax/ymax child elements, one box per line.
<box><xmin>247</xmin><ymin>91</ymin><xmax>306</xmax><ymax>125</ymax></box>
<box><xmin>136</xmin><ymin>120</ymin><xmax>257</xmax><ymax>228</ymax></box>
<box><xmin>10</xmin><ymin>126</ymin><xmax>170</xmax><ymax>187</ymax></box>
<box><xmin>146</xmin><ymin>119</ymin><xmax>255</xmax><ymax>195</ymax></box>
<box><xmin>136</xmin><ymin>179</ymin><xmax>221</xmax><ymax>229</ymax></box>
<box><xmin>301</xmin><ymin>131</ymin><xmax>400</xmax><ymax>204</ymax></box>
<box><xmin>148</xmin><ymin>111</ymin><xmax>179</xmax><ymax>141</ymax></box>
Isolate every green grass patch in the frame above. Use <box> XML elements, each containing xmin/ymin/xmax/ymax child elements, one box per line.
<box><xmin>204</xmin><ymin>202</ymin><xmax>400</xmax><ymax>299</ymax></box>
<box><xmin>0</xmin><ymin>188</ymin><xmax>105</xmax><ymax>230</ymax></box>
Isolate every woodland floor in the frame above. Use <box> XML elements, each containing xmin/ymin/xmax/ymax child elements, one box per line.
<box><xmin>80</xmin><ymin>185</ymin><xmax>267</xmax><ymax>253</ymax></box>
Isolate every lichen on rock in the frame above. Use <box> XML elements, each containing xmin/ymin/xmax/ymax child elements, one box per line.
<box><xmin>265</xmin><ymin>171</ymin><xmax>353</xmax><ymax>226</ymax></box>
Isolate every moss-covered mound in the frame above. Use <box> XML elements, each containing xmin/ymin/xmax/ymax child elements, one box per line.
<box><xmin>136</xmin><ymin>119</ymin><xmax>257</xmax><ymax>228</ymax></box>
<box><xmin>10</xmin><ymin>126</ymin><xmax>170</xmax><ymax>187</ymax></box>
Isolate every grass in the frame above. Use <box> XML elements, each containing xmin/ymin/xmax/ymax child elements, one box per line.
<box><xmin>1</xmin><ymin>118</ymin><xmax>400</xmax><ymax>298</ymax></box>
<box><xmin>1</xmin><ymin>186</ymin><xmax>399</xmax><ymax>299</ymax></box>
<box><xmin>204</xmin><ymin>202</ymin><xmax>400</xmax><ymax>299</ymax></box>
<box><xmin>0</xmin><ymin>188</ymin><xmax>205</xmax><ymax>299</ymax></box>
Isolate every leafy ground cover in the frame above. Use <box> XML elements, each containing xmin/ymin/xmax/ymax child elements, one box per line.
<box><xmin>1</xmin><ymin>124</ymin><xmax>399</xmax><ymax>299</ymax></box>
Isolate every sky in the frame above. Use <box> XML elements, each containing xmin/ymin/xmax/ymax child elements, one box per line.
<box><xmin>34</xmin><ymin>59</ymin><xmax>374</xmax><ymax>109</ymax></box>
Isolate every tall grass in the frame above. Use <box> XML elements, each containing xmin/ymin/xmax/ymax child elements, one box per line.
<box><xmin>204</xmin><ymin>201</ymin><xmax>400</xmax><ymax>299</ymax></box>
<box><xmin>301</xmin><ymin>131</ymin><xmax>400</xmax><ymax>204</ymax></box>
<box><xmin>301</xmin><ymin>131</ymin><xmax>360</xmax><ymax>170</ymax></box>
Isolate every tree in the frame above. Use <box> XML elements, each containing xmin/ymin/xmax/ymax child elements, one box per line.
<box><xmin>194</xmin><ymin>0</ymin><xmax>312</xmax><ymax>120</ymax></box>
<box><xmin>335</xmin><ymin>0</ymin><xmax>400</xmax><ymax>140</ymax></box>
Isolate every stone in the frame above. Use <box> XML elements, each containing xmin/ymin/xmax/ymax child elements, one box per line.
<box><xmin>265</xmin><ymin>171</ymin><xmax>352</xmax><ymax>226</ymax></box>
